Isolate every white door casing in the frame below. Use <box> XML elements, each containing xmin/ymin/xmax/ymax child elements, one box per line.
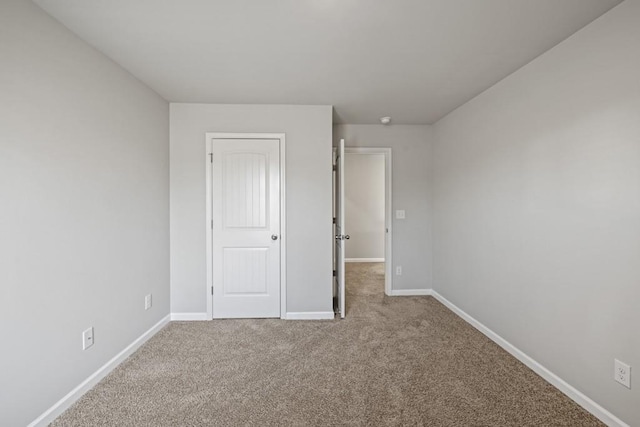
<box><xmin>206</xmin><ymin>133</ymin><xmax>286</xmax><ymax>319</ymax></box>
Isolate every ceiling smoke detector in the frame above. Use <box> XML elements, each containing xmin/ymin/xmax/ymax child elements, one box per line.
<box><xmin>380</xmin><ymin>116</ymin><xmax>392</xmax><ymax>125</ymax></box>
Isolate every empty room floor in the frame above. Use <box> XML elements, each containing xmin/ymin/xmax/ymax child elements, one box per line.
<box><xmin>52</xmin><ymin>263</ymin><xmax>602</xmax><ymax>426</ymax></box>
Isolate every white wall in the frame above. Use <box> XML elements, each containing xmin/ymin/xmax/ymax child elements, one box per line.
<box><xmin>345</xmin><ymin>153</ymin><xmax>385</xmax><ymax>260</ymax></box>
<box><xmin>431</xmin><ymin>1</ymin><xmax>639</xmax><ymax>425</ymax></box>
<box><xmin>334</xmin><ymin>125</ymin><xmax>433</xmax><ymax>291</ymax></box>
<box><xmin>0</xmin><ymin>1</ymin><xmax>170</xmax><ymax>426</ymax></box>
<box><xmin>170</xmin><ymin>104</ymin><xmax>333</xmax><ymax>315</ymax></box>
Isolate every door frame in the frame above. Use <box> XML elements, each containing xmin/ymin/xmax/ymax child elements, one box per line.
<box><xmin>205</xmin><ymin>132</ymin><xmax>287</xmax><ymax>320</ymax></box>
<box><xmin>344</xmin><ymin>147</ymin><xmax>393</xmax><ymax>296</ymax></box>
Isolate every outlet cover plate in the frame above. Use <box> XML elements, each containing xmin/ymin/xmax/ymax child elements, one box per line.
<box><xmin>145</xmin><ymin>294</ymin><xmax>152</xmax><ymax>310</ymax></box>
<box><xmin>614</xmin><ymin>359</ymin><xmax>631</xmax><ymax>388</ymax></box>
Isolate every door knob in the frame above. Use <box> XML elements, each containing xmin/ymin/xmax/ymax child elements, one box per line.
<box><xmin>271</xmin><ymin>235</ymin><xmax>278</xmax><ymax>240</ymax></box>
<box><xmin>344</xmin><ymin>235</ymin><xmax>350</xmax><ymax>240</ymax></box>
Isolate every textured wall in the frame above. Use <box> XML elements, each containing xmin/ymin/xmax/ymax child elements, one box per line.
<box><xmin>0</xmin><ymin>1</ymin><xmax>170</xmax><ymax>425</ymax></box>
<box><xmin>432</xmin><ymin>1</ymin><xmax>639</xmax><ymax>424</ymax></box>
<box><xmin>345</xmin><ymin>153</ymin><xmax>385</xmax><ymax>260</ymax></box>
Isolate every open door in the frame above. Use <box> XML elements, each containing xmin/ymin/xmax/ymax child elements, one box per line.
<box><xmin>334</xmin><ymin>138</ymin><xmax>349</xmax><ymax>318</ymax></box>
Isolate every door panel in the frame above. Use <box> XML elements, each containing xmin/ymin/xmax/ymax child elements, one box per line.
<box><xmin>212</xmin><ymin>138</ymin><xmax>280</xmax><ymax>318</ymax></box>
<box><xmin>335</xmin><ymin>138</ymin><xmax>346</xmax><ymax>318</ymax></box>
<box><xmin>223</xmin><ymin>248</ymin><xmax>269</xmax><ymax>295</ymax></box>
<box><xmin>223</xmin><ymin>152</ymin><xmax>268</xmax><ymax>228</ymax></box>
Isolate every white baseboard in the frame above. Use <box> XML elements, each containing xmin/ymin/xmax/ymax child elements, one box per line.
<box><xmin>389</xmin><ymin>289</ymin><xmax>432</xmax><ymax>296</ymax></box>
<box><xmin>430</xmin><ymin>290</ymin><xmax>629</xmax><ymax>427</ymax></box>
<box><xmin>285</xmin><ymin>311</ymin><xmax>335</xmax><ymax>320</ymax></box>
<box><xmin>28</xmin><ymin>314</ymin><xmax>171</xmax><ymax>427</ymax></box>
<box><xmin>31</xmin><ymin>295</ymin><xmax>625</xmax><ymax>427</ymax></box>
<box><xmin>345</xmin><ymin>258</ymin><xmax>385</xmax><ymax>263</ymax></box>
<box><xmin>170</xmin><ymin>312</ymin><xmax>208</xmax><ymax>321</ymax></box>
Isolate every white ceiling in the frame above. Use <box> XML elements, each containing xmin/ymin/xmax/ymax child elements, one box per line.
<box><xmin>34</xmin><ymin>0</ymin><xmax>622</xmax><ymax>124</ymax></box>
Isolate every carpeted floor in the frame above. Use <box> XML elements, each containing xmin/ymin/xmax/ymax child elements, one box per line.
<box><xmin>51</xmin><ymin>263</ymin><xmax>603</xmax><ymax>426</ymax></box>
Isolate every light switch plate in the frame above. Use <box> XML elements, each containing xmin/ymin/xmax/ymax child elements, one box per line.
<box><xmin>82</xmin><ymin>327</ymin><xmax>94</xmax><ymax>350</ymax></box>
<box><xmin>395</xmin><ymin>210</ymin><xmax>406</xmax><ymax>219</ymax></box>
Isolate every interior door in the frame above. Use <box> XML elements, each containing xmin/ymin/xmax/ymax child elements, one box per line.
<box><xmin>212</xmin><ymin>138</ymin><xmax>280</xmax><ymax>318</ymax></box>
<box><xmin>335</xmin><ymin>138</ymin><xmax>348</xmax><ymax>318</ymax></box>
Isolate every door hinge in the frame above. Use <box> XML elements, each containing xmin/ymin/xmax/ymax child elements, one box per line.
<box><xmin>211</xmin><ymin>220</ymin><xmax>213</xmax><ymax>229</ymax></box>
<box><xmin>332</xmin><ymin>165</ymin><xmax>337</xmax><ymax>172</ymax></box>
<box><xmin>333</xmin><ymin>217</ymin><xmax>336</xmax><ymax>224</ymax></box>
<box><xmin>209</xmin><ymin>153</ymin><xmax>213</xmax><ymax>163</ymax></box>
<box><xmin>211</xmin><ymin>286</ymin><xmax>214</xmax><ymax>295</ymax></box>
<box><xmin>333</xmin><ymin>269</ymin><xmax>336</xmax><ymax>277</ymax></box>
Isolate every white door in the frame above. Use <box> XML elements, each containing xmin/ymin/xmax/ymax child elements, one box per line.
<box><xmin>212</xmin><ymin>138</ymin><xmax>281</xmax><ymax>318</ymax></box>
<box><xmin>335</xmin><ymin>139</ymin><xmax>348</xmax><ymax>318</ymax></box>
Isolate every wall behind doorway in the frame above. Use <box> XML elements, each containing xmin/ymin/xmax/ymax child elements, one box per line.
<box><xmin>334</xmin><ymin>124</ymin><xmax>433</xmax><ymax>291</ymax></box>
<box><xmin>345</xmin><ymin>153</ymin><xmax>386</xmax><ymax>261</ymax></box>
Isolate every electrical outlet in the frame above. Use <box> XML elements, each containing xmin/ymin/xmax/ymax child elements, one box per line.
<box><xmin>614</xmin><ymin>359</ymin><xmax>631</xmax><ymax>388</ymax></box>
<box><xmin>396</xmin><ymin>266</ymin><xmax>402</xmax><ymax>276</ymax></box>
<box><xmin>145</xmin><ymin>294</ymin><xmax>152</xmax><ymax>310</ymax></box>
<box><xmin>395</xmin><ymin>210</ymin><xmax>406</xmax><ymax>219</ymax></box>
<box><xmin>82</xmin><ymin>327</ymin><xmax>94</xmax><ymax>350</ymax></box>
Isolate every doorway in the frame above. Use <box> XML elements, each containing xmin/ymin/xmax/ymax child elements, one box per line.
<box><xmin>205</xmin><ymin>133</ymin><xmax>287</xmax><ymax>319</ymax></box>
<box><xmin>334</xmin><ymin>145</ymin><xmax>392</xmax><ymax>318</ymax></box>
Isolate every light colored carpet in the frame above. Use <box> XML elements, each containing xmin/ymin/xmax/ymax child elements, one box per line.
<box><xmin>51</xmin><ymin>263</ymin><xmax>602</xmax><ymax>426</ymax></box>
